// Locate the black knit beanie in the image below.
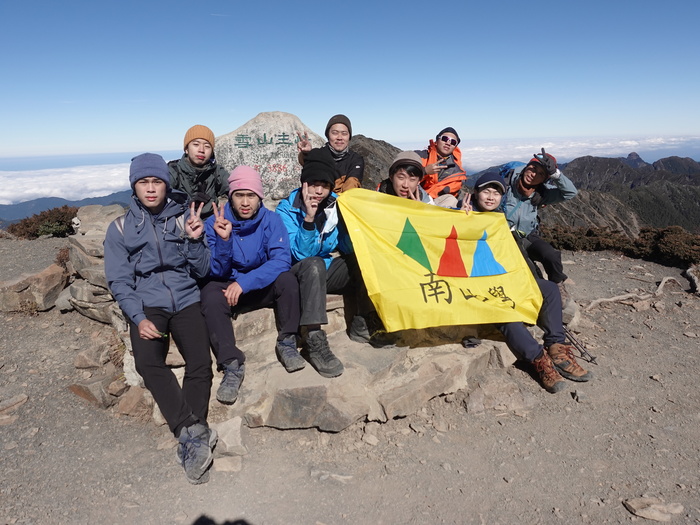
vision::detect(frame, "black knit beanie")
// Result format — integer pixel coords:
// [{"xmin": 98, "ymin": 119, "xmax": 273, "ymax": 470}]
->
[
  {"xmin": 300, "ymin": 147, "xmax": 337, "ymax": 186},
  {"xmin": 324, "ymin": 114, "xmax": 352, "ymax": 139}
]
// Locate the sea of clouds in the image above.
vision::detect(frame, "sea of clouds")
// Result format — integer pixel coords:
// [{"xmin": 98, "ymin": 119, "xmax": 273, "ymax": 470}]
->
[{"xmin": 1, "ymin": 136, "xmax": 699, "ymax": 205}]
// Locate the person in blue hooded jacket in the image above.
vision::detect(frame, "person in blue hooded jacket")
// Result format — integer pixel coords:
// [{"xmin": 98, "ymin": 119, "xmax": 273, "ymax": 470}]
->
[
  {"xmin": 276, "ymin": 147, "xmax": 376, "ymax": 378},
  {"xmin": 104, "ymin": 153, "xmax": 216, "ymax": 485},
  {"xmin": 200, "ymin": 166, "xmax": 301, "ymax": 405}
]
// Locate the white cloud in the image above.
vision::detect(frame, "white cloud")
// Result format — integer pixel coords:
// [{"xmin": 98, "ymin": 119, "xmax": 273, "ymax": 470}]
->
[
  {"xmin": 1, "ymin": 136, "xmax": 699, "ymax": 205},
  {"xmin": 0, "ymin": 163, "xmax": 130, "ymax": 205}
]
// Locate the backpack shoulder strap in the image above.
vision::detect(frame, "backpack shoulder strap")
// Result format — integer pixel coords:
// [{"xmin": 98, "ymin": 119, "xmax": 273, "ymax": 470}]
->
[{"xmin": 113, "ymin": 215, "xmax": 125, "ymax": 236}]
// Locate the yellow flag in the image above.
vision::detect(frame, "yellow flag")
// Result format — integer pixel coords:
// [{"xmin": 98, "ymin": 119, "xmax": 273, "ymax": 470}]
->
[{"xmin": 338, "ymin": 189, "xmax": 543, "ymax": 332}]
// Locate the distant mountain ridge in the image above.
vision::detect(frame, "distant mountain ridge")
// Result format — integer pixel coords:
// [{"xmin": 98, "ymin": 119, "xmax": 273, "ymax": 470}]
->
[
  {"xmin": 0, "ymin": 190, "xmax": 131, "ymax": 225},
  {"xmin": 3, "ymin": 112, "xmax": 700, "ymax": 238}
]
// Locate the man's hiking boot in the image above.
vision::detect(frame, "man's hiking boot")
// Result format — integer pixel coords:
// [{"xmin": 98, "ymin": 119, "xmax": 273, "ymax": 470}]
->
[
  {"xmin": 533, "ymin": 351, "xmax": 567, "ymax": 394},
  {"xmin": 347, "ymin": 315, "xmax": 371, "ymax": 344},
  {"xmin": 276, "ymin": 336, "xmax": 306, "ymax": 373},
  {"xmin": 348, "ymin": 312, "xmax": 395, "ymax": 348},
  {"xmin": 546, "ymin": 343, "xmax": 593, "ymax": 382},
  {"xmin": 177, "ymin": 423, "xmax": 218, "ymax": 484},
  {"xmin": 304, "ymin": 330, "xmax": 344, "ymax": 378},
  {"xmin": 216, "ymin": 359, "xmax": 245, "ymax": 404}
]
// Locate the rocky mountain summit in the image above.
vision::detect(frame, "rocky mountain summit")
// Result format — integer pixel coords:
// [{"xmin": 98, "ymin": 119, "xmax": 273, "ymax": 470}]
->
[{"xmin": 2, "ymin": 233, "xmax": 699, "ymax": 523}]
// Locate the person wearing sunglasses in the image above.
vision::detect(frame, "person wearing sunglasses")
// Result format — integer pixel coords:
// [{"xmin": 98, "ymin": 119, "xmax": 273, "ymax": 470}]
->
[
  {"xmin": 414, "ymin": 127, "xmax": 466, "ymax": 208},
  {"xmin": 502, "ymin": 149, "xmax": 578, "ymax": 307}
]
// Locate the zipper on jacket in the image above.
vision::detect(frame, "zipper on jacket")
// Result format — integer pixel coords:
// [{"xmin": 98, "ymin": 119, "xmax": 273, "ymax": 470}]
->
[{"xmin": 150, "ymin": 215, "xmax": 177, "ymax": 312}]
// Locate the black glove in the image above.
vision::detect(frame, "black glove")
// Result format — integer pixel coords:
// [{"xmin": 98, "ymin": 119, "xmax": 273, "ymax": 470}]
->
[{"xmin": 535, "ymin": 148, "xmax": 558, "ymax": 175}]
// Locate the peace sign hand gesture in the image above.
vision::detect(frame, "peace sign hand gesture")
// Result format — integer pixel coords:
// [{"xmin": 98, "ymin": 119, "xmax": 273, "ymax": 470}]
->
[
  {"xmin": 212, "ymin": 201, "xmax": 232, "ymax": 241},
  {"xmin": 296, "ymin": 131, "xmax": 311, "ymax": 153},
  {"xmin": 461, "ymin": 193, "xmax": 473, "ymax": 215},
  {"xmin": 185, "ymin": 201, "xmax": 205, "ymax": 239}
]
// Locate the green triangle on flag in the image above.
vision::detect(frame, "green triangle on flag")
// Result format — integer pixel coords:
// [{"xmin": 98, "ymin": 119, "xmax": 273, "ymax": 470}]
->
[{"xmin": 396, "ymin": 218, "xmax": 431, "ymax": 271}]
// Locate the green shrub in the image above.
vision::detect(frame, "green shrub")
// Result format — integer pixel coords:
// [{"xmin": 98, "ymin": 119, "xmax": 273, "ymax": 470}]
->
[{"xmin": 7, "ymin": 206, "xmax": 78, "ymax": 239}]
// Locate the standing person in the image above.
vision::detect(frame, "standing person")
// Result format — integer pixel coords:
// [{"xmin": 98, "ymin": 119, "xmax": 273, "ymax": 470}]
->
[
  {"xmin": 297, "ymin": 114, "xmax": 365, "ymax": 193},
  {"xmin": 464, "ymin": 172, "xmax": 592, "ymax": 393},
  {"xmin": 104, "ymin": 153, "xmax": 216, "ymax": 484},
  {"xmin": 168, "ymin": 124, "xmax": 229, "ymax": 219},
  {"xmin": 415, "ymin": 127, "xmax": 466, "ymax": 207},
  {"xmin": 376, "ymin": 151, "xmax": 433, "ymax": 204},
  {"xmin": 501, "ymin": 149, "xmax": 578, "ymax": 301},
  {"xmin": 200, "ymin": 166, "xmax": 302, "ymax": 405}
]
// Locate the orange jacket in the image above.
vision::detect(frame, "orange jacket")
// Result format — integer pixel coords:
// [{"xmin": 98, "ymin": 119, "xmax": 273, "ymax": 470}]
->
[{"xmin": 417, "ymin": 140, "xmax": 466, "ymax": 198}]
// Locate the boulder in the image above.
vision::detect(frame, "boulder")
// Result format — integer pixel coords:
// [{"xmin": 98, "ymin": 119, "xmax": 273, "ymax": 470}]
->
[
  {"xmin": 76, "ymin": 204, "xmax": 124, "ymax": 235},
  {"xmin": 0, "ymin": 264, "xmax": 68, "ymax": 312}
]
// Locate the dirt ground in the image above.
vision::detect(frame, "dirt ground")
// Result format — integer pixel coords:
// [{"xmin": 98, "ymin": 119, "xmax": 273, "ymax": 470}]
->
[{"xmin": 1, "ymin": 243, "xmax": 700, "ymax": 525}]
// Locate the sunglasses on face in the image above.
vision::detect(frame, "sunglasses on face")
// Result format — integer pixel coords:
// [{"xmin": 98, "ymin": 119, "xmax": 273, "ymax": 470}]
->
[{"xmin": 439, "ymin": 135, "xmax": 458, "ymax": 147}]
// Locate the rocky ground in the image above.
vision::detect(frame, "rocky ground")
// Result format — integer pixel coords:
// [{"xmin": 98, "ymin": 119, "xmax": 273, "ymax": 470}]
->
[{"xmin": 1, "ymin": 239, "xmax": 700, "ymax": 525}]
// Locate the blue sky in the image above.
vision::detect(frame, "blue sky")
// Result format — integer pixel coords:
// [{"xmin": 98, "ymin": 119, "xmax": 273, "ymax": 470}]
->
[{"xmin": 1, "ymin": 0, "xmax": 699, "ymax": 160}]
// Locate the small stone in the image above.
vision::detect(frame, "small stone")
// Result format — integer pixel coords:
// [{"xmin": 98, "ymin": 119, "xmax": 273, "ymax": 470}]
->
[
  {"xmin": 75, "ymin": 327, "xmax": 82, "ymax": 334},
  {"xmin": 362, "ymin": 434, "xmax": 379, "ymax": 447},
  {"xmin": 214, "ymin": 456, "xmax": 243, "ymax": 473},
  {"xmin": 683, "ymin": 332, "xmax": 698, "ymax": 338},
  {"xmin": 441, "ymin": 462, "xmax": 452, "ymax": 471}
]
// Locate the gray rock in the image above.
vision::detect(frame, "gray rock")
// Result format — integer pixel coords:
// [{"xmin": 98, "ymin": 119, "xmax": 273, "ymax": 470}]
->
[
  {"xmin": 0, "ymin": 263, "xmax": 68, "ymax": 312},
  {"xmin": 216, "ymin": 111, "xmax": 325, "ymax": 202},
  {"xmin": 76, "ymin": 204, "xmax": 125, "ymax": 235},
  {"xmin": 213, "ymin": 416, "xmax": 248, "ymax": 457}
]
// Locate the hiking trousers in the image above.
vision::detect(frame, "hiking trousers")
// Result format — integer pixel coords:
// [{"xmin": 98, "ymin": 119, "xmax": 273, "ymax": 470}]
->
[
  {"xmin": 200, "ymin": 271, "xmax": 300, "ymax": 368},
  {"xmin": 129, "ymin": 303, "xmax": 212, "ymax": 437},
  {"xmin": 526, "ymin": 233, "xmax": 567, "ymax": 283},
  {"xmin": 497, "ymin": 279, "xmax": 566, "ymax": 362}
]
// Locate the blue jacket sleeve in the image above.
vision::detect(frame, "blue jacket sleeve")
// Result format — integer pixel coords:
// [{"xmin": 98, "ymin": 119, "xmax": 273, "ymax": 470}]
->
[
  {"xmin": 103, "ymin": 221, "xmax": 146, "ymax": 326},
  {"xmin": 276, "ymin": 195, "xmax": 324, "ymax": 262},
  {"xmin": 235, "ymin": 213, "xmax": 291, "ymax": 293}
]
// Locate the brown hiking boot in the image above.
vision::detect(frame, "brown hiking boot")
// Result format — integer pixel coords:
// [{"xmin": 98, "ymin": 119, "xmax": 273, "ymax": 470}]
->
[
  {"xmin": 533, "ymin": 351, "xmax": 567, "ymax": 393},
  {"xmin": 546, "ymin": 343, "xmax": 593, "ymax": 382}
]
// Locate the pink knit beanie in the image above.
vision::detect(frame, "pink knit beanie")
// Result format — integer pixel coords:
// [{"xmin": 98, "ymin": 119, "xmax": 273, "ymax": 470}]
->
[{"xmin": 228, "ymin": 166, "xmax": 264, "ymax": 199}]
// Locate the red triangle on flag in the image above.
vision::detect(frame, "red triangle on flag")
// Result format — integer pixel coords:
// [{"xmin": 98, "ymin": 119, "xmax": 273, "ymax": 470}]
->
[{"xmin": 437, "ymin": 226, "xmax": 469, "ymax": 277}]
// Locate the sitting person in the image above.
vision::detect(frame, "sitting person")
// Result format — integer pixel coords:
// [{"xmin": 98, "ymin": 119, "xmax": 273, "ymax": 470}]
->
[
  {"xmin": 377, "ymin": 151, "xmax": 434, "ymax": 204},
  {"xmin": 501, "ymin": 149, "xmax": 578, "ymax": 302},
  {"xmin": 464, "ymin": 171, "xmax": 592, "ymax": 393},
  {"xmin": 104, "ymin": 153, "xmax": 216, "ymax": 484},
  {"xmin": 277, "ymin": 147, "xmax": 382, "ymax": 376},
  {"xmin": 297, "ymin": 114, "xmax": 365, "ymax": 193},
  {"xmin": 168, "ymin": 125, "xmax": 229, "ymax": 219},
  {"xmin": 200, "ymin": 166, "xmax": 302, "ymax": 405},
  {"xmin": 414, "ymin": 127, "xmax": 466, "ymax": 207}
]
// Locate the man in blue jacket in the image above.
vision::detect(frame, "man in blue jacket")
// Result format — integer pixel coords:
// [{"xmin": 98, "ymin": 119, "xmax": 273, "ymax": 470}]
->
[
  {"xmin": 502, "ymin": 149, "xmax": 578, "ymax": 303},
  {"xmin": 104, "ymin": 153, "xmax": 216, "ymax": 484},
  {"xmin": 276, "ymin": 147, "xmax": 373, "ymax": 378},
  {"xmin": 200, "ymin": 166, "xmax": 302, "ymax": 405}
]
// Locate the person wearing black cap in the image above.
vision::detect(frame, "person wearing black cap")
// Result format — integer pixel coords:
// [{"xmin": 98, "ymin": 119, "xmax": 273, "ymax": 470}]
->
[
  {"xmin": 414, "ymin": 126, "xmax": 466, "ymax": 207},
  {"xmin": 276, "ymin": 147, "xmax": 373, "ymax": 377},
  {"xmin": 501, "ymin": 149, "xmax": 578, "ymax": 304},
  {"xmin": 296, "ymin": 114, "xmax": 365, "ymax": 193},
  {"xmin": 463, "ymin": 171, "xmax": 592, "ymax": 393}
]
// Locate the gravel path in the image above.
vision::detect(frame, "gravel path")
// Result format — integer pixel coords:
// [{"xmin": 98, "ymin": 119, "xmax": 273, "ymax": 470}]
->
[{"xmin": 1, "ymin": 246, "xmax": 699, "ymax": 524}]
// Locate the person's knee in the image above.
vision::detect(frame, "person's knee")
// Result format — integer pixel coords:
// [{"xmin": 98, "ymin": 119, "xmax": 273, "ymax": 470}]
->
[{"xmin": 297, "ymin": 257, "xmax": 326, "ymax": 281}]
